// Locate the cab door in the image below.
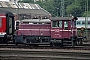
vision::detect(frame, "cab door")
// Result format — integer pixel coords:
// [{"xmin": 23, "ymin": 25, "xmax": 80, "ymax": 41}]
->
[
  {"xmin": 62, "ymin": 21, "xmax": 71, "ymax": 38},
  {"xmin": 51, "ymin": 21, "xmax": 62, "ymax": 39}
]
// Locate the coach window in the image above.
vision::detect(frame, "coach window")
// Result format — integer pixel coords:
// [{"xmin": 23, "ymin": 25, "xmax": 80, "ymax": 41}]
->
[
  {"xmin": 23, "ymin": 22, "xmax": 29, "ymax": 24},
  {"xmin": 52, "ymin": 21, "xmax": 59, "ymax": 27},
  {"xmin": 82, "ymin": 21, "xmax": 85, "ymax": 24},
  {"xmin": 77, "ymin": 21, "xmax": 81, "ymax": 25},
  {"xmin": 88, "ymin": 21, "xmax": 90, "ymax": 24},
  {"xmin": 0, "ymin": 18, "xmax": 2, "ymax": 28},
  {"xmin": 9, "ymin": 17, "xmax": 12, "ymax": 34}
]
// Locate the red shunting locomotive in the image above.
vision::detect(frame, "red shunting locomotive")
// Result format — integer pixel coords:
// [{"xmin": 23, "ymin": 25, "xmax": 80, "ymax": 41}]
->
[{"xmin": 15, "ymin": 17, "xmax": 83, "ymax": 47}]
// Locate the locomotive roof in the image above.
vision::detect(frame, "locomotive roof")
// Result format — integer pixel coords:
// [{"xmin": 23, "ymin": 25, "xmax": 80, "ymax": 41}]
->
[
  {"xmin": 50, "ymin": 17, "xmax": 77, "ymax": 21},
  {"xmin": 0, "ymin": 9, "xmax": 14, "ymax": 16},
  {"xmin": 21, "ymin": 19, "xmax": 51, "ymax": 23}
]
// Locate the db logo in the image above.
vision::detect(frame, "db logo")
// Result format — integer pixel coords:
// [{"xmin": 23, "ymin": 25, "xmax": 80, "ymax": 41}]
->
[{"xmin": 55, "ymin": 29, "xmax": 59, "ymax": 32}]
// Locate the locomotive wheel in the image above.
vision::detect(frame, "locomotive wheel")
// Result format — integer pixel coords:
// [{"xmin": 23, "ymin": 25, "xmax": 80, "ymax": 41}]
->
[
  {"xmin": 71, "ymin": 40, "xmax": 74, "ymax": 47},
  {"xmin": 15, "ymin": 43, "xmax": 18, "ymax": 46},
  {"xmin": 3, "ymin": 39, "xmax": 8, "ymax": 44},
  {"xmin": 50, "ymin": 43, "xmax": 63, "ymax": 47},
  {"xmin": 0, "ymin": 38, "xmax": 3, "ymax": 43},
  {"xmin": 80, "ymin": 40, "xmax": 83, "ymax": 45},
  {"xmin": 78, "ymin": 40, "xmax": 83, "ymax": 45},
  {"xmin": 76, "ymin": 40, "xmax": 83, "ymax": 45},
  {"xmin": 50, "ymin": 43, "xmax": 55, "ymax": 47},
  {"xmin": 74, "ymin": 40, "xmax": 78, "ymax": 46}
]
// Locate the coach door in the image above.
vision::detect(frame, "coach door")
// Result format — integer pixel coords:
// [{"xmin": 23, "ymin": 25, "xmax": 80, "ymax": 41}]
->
[
  {"xmin": 7, "ymin": 15, "xmax": 14, "ymax": 35},
  {"xmin": 0, "ymin": 18, "xmax": 2, "ymax": 31}
]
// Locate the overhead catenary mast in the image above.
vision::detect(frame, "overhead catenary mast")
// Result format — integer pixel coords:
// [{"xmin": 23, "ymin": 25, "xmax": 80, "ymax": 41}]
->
[{"xmin": 60, "ymin": 0, "xmax": 65, "ymax": 17}]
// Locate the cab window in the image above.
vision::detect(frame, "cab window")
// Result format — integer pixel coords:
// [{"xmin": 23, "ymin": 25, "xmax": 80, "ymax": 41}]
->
[
  {"xmin": 77, "ymin": 21, "xmax": 81, "ymax": 25},
  {"xmin": 52, "ymin": 21, "xmax": 62, "ymax": 28},
  {"xmin": 64, "ymin": 21, "xmax": 68, "ymax": 29},
  {"xmin": 52, "ymin": 21, "xmax": 59, "ymax": 27},
  {"xmin": 59, "ymin": 21, "xmax": 62, "ymax": 28}
]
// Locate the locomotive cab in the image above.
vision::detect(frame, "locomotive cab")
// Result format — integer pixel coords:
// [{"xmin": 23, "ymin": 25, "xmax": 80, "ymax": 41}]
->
[{"xmin": 50, "ymin": 17, "xmax": 78, "ymax": 46}]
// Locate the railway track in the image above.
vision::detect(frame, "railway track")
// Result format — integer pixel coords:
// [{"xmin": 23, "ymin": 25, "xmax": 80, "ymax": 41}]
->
[
  {"xmin": 0, "ymin": 49, "xmax": 90, "ymax": 60},
  {"xmin": 0, "ymin": 43, "xmax": 89, "ymax": 60},
  {"xmin": 0, "ymin": 43, "xmax": 90, "ymax": 50}
]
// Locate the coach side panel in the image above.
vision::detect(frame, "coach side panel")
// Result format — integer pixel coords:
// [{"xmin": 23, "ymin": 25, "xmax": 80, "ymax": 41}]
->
[{"xmin": 0, "ymin": 15, "xmax": 6, "ymax": 37}]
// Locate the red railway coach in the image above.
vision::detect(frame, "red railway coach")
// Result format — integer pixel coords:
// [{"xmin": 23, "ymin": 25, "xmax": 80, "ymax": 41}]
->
[
  {"xmin": 0, "ymin": 9, "xmax": 14, "ymax": 43},
  {"xmin": 15, "ymin": 17, "xmax": 83, "ymax": 47}
]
